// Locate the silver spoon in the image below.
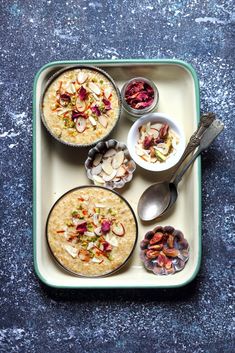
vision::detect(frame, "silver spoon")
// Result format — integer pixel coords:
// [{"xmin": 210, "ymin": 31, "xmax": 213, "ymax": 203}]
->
[
  {"xmin": 157, "ymin": 118, "xmax": 224, "ymax": 219},
  {"xmin": 137, "ymin": 113, "xmax": 216, "ymax": 221}
]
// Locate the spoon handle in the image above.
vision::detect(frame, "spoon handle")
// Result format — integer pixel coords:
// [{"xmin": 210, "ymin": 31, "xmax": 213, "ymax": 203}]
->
[
  {"xmin": 173, "ymin": 119, "xmax": 224, "ymax": 186},
  {"xmin": 170, "ymin": 112, "xmax": 215, "ymax": 181}
]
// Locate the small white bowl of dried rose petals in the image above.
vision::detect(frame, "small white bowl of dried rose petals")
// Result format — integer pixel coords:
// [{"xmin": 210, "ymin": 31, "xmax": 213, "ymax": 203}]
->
[{"xmin": 127, "ymin": 113, "xmax": 185, "ymax": 172}]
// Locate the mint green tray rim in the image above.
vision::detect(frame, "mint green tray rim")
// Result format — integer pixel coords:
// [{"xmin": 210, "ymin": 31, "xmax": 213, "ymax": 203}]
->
[{"xmin": 33, "ymin": 59, "xmax": 201, "ymax": 288}]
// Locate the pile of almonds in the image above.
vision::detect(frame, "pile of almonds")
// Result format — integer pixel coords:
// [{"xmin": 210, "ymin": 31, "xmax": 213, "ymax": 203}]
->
[{"xmin": 90, "ymin": 148, "xmax": 133, "ymax": 186}]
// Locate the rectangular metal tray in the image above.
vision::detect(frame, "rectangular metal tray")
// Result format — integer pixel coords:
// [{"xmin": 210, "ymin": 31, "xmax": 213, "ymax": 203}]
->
[{"xmin": 33, "ymin": 59, "xmax": 201, "ymax": 288}]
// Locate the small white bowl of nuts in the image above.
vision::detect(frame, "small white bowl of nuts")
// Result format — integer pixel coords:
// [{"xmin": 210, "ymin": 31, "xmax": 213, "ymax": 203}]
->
[
  {"xmin": 127, "ymin": 113, "xmax": 185, "ymax": 172},
  {"xmin": 85, "ymin": 139, "xmax": 136, "ymax": 189}
]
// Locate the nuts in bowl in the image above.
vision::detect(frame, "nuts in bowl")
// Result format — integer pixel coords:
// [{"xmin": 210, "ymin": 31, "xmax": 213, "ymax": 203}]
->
[
  {"xmin": 41, "ymin": 65, "xmax": 121, "ymax": 147},
  {"xmin": 127, "ymin": 113, "xmax": 185, "ymax": 172},
  {"xmin": 85, "ymin": 139, "xmax": 136, "ymax": 189},
  {"xmin": 140, "ymin": 225, "xmax": 189, "ymax": 275}
]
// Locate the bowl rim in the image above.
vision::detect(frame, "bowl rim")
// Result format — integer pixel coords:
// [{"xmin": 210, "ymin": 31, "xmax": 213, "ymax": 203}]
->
[
  {"xmin": 40, "ymin": 64, "xmax": 122, "ymax": 148},
  {"xmin": 46, "ymin": 185, "xmax": 138, "ymax": 278},
  {"xmin": 127, "ymin": 112, "xmax": 186, "ymax": 172}
]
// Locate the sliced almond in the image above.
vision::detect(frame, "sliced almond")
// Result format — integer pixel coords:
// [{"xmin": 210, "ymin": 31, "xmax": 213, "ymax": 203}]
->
[
  {"xmin": 135, "ymin": 145, "xmax": 145, "ymax": 156},
  {"xmin": 94, "ymin": 226, "xmax": 102, "ymax": 236},
  {"xmin": 88, "ymin": 82, "xmax": 101, "ymax": 95},
  {"xmin": 149, "ymin": 128, "xmax": 159, "ymax": 138},
  {"xmin": 57, "ymin": 108, "xmax": 70, "ymax": 116},
  {"xmin": 112, "ymin": 151, "xmax": 124, "ymax": 169},
  {"xmin": 94, "ymin": 203, "xmax": 105, "ymax": 208},
  {"xmin": 103, "ymin": 148, "xmax": 116, "ymax": 158},
  {"xmin": 89, "ymin": 116, "xmax": 97, "ymax": 127},
  {"xmin": 104, "ymin": 86, "xmax": 112, "ymax": 99},
  {"xmin": 98, "ymin": 115, "xmax": 108, "ymax": 128},
  {"xmin": 102, "ymin": 159, "xmax": 114, "ymax": 175},
  {"xmin": 66, "ymin": 83, "xmax": 76, "ymax": 94},
  {"xmin": 92, "ymin": 164, "xmax": 102, "ymax": 175},
  {"xmin": 105, "ymin": 234, "xmax": 118, "ymax": 247},
  {"xmin": 142, "ymin": 154, "xmax": 151, "ymax": 162},
  {"xmin": 84, "ymin": 231, "xmax": 95, "ymax": 237},
  {"xmin": 70, "ymin": 83, "xmax": 76, "ymax": 94},
  {"xmin": 93, "ymin": 153, "xmax": 102, "ymax": 167},
  {"xmin": 91, "ymin": 257, "xmax": 103, "ymax": 263},
  {"xmin": 93, "ymin": 175, "xmax": 105, "ymax": 184},
  {"xmin": 75, "ymin": 117, "xmax": 86, "ymax": 133},
  {"xmin": 91, "ymin": 92, "xmax": 99, "ymax": 101},
  {"xmin": 76, "ymin": 98, "xmax": 86, "ymax": 112},
  {"xmin": 64, "ymin": 245, "xmax": 77, "ymax": 258},
  {"xmin": 151, "ymin": 123, "xmax": 163, "ymax": 131},
  {"xmin": 102, "ymin": 169, "xmax": 117, "ymax": 181},
  {"xmin": 146, "ymin": 122, "xmax": 151, "ymax": 133},
  {"xmin": 93, "ymin": 213, "xmax": 99, "ymax": 226},
  {"xmin": 116, "ymin": 166, "xmax": 126, "ymax": 177},
  {"xmin": 112, "ymin": 223, "xmax": 125, "ymax": 237},
  {"xmin": 113, "ymin": 177, "xmax": 121, "ymax": 182},
  {"xmin": 77, "ymin": 71, "xmax": 88, "ymax": 84},
  {"xmin": 154, "ymin": 143, "xmax": 169, "ymax": 155},
  {"xmin": 87, "ymin": 242, "xmax": 95, "ymax": 250}
]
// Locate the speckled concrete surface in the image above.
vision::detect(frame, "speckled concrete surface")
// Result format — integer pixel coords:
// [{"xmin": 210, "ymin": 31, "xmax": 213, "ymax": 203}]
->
[{"xmin": 0, "ymin": 1, "xmax": 234, "ymax": 352}]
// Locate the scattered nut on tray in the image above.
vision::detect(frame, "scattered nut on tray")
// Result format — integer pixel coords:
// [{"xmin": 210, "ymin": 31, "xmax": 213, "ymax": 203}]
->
[{"xmin": 85, "ymin": 140, "xmax": 136, "ymax": 189}]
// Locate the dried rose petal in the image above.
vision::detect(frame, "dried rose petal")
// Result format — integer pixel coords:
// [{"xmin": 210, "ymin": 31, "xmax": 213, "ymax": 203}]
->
[
  {"xmin": 159, "ymin": 124, "xmax": 169, "ymax": 139},
  {"xmin": 60, "ymin": 93, "xmax": 71, "ymax": 102},
  {"xmin": 91, "ymin": 105, "xmax": 101, "ymax": 116},
  {"xmin": 72, "ymin": 110, "xmax": 88, "ymax": 121},
  {"xmin": 143, "ymin": 136, "xmax": 153, "ymax": 149},
  {"xmin": 125, "ymin": 80, "xmax": 155, "ymax": 110},
  {"xmin": 102, "ymin": 98, "xmax": 111, "ymax": 111},
  {"xmin": 101, "ymin": 220, "xmax": 111, "ymax": 234},
  {"xmin": 76, "ymin": 222, "xmax": 87, "ymax": 234},
  {"xmin": 103, "ymin": 241, "xmax": 112, "ymax": 252},
  {"xmin": 79, "ymin": 86, "xmax": 87, "ymax": 101}
]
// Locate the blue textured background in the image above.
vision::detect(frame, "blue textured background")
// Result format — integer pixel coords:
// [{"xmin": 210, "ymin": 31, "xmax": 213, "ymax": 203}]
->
[{"xmin": 0, "ymin": 1, "xmax": 234, "ymax": 352}]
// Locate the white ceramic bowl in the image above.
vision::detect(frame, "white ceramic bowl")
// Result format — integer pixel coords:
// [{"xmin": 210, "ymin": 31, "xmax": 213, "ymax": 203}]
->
[{"xmin": 127, "ymin": 113, "xmax": 185, "ymax": 172}]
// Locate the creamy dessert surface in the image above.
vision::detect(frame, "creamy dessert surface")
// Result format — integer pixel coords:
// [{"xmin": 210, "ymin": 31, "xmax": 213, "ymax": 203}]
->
[
  {"xmin": 42, "ymin": 68, "xmax": 120, "ymax": 145},
  {"xmin": 47, "ymin": 187, "xmax": 137, "ymax": 277}
]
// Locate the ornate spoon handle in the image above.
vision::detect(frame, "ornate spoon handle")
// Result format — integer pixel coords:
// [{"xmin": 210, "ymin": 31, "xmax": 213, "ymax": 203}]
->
[
  {"xmin": 173, "ymin": 119, "xmax": 224, "ymax": 186},
  {"xmin": 169, "ymin": 112, "xmax": 215, "ymax": 181}
]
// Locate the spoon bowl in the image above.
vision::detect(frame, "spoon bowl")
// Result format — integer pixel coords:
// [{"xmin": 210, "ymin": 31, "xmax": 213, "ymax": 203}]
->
[{"xmin": 137, "ymin": 182, "xmax": 171, "ymax": 221}]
